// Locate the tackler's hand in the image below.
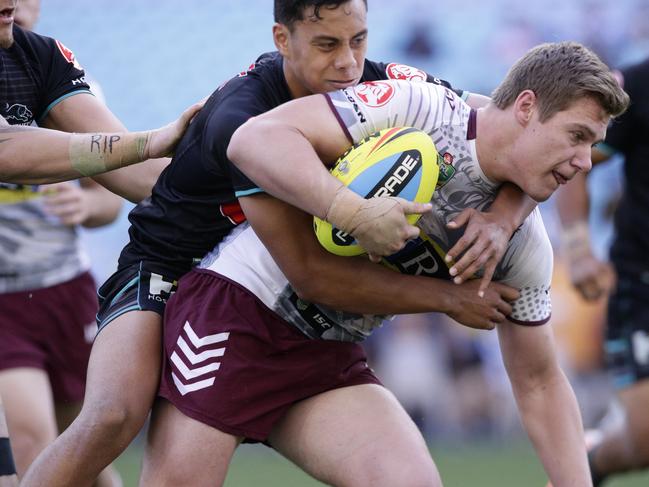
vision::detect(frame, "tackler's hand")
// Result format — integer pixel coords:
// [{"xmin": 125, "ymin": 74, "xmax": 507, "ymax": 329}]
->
[{"xmin": 445, "ymin": 208, "xmax": 512, "ymax": 297}]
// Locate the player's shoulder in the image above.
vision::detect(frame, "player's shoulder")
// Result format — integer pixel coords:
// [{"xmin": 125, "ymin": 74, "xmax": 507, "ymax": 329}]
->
[
  {"xmin": 12, "ymin": 25, "xmax": 84, "ymax": 71},
  {"xmin": 11, "ymin": 24, "xmax": 51, "ymax": 59}
]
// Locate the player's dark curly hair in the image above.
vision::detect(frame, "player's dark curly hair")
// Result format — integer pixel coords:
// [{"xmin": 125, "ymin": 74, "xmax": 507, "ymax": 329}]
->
[{"xmin": 274, "ymin": 0, "xmax": 367, "ymax": 29}]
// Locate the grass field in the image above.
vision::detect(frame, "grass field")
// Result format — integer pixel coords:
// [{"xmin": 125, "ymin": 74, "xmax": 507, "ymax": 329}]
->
[{"xmin": 114, "ymin": 440, "xmax": 649, "ymax": 486}]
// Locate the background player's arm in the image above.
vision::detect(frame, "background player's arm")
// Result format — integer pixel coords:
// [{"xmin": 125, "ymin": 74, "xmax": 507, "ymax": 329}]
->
[
  {"xmin": 42, "ymin": 92, "xmax": 197, "ymax": 202},
  {"xmin": 498, "ymin": 321, "xmax": 591, "ymax": 486},
  {"xmin": 0, "ymin": 98, "xmax": 202, "ymax": 195},
  {"xmin": 555, "ymin": 147, "xmax": 614, "ymax": 301},
  {"xmin": 240, "ymin": 193, "xmax": 519, "ymax": 330}
]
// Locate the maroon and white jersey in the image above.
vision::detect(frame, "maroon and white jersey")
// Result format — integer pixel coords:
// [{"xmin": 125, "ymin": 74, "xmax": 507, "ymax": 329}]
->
[{"xmin": 201, "ymin": 80, "xmax": 553, "ymax": 342}]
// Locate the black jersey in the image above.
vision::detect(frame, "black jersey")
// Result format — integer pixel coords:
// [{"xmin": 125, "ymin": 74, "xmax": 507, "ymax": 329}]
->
[
  {"xmin": 120, "ymin": 52, "xmax": 456, "ymax": 272},
  {"xmin": 0, "ymin": 25, "xmax": 90, "ymax": 126},
  {"xmin": 603, "ymin": 59, "xmax": 649, "ymax": 273}
]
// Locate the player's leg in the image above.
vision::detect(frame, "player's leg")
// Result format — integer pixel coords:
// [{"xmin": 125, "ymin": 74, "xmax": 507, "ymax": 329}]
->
[
  {"xmin": 588, "ymin": 381, "xmax": 649, "ymax": 485},
  {"xmin": 0, "ymin": 368, "xmax": 57, "ymax": 477},
  {"xmin": 0, "ymin": 397, "xmax": 17, "ymax": 487},
  {"xmin": 140, "ymin": 399, "xmax": 240, "ymax": 487},
  {"xmin": 587, "ymin": 271, "xmax": 649, "ymax": 485},
  {"xmin": 270, "ymin": 383, "xmax": 442, "ymax": 487},
  {"xmin": 20, "ymin": 310, "xmax": 163, "ymax": 487},
  {"xmin": 54, "ymin": 402, "xmax": 123, "ymax": 487}
]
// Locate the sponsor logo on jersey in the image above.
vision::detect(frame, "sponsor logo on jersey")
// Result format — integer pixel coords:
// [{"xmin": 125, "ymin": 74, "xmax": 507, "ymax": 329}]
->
[
  {"xmin": 385, "ymin": 63, "xmax": 426, "ymax": 82},
  {"xmin": 237, "ymin": 62, "xmax": 257, "ymax": 78},
  {"xmin": 355, "ymin": 81, "xmax": 395, "ymax": 107},
  {"xmin": 71, "ymin": 76, "xmax": 87, "ymax": 86},
  {"xmin": 171, "ymin": 321, "xmax": 229, "ymax": 395},
  {"xmin": 220, "ymin": 201, "xmax": 246, "ymax": 225},
  {"xmin": 384, "ymin": 236, "xmax": 450, "ymax": 279},
  {"xmin": 55, "ymin": 40, "xmax": 83, "ymax": 70},
  {"xmin": 3, "ymin": 103, "xmax": 33, "ymax": 124},
  {"xmin": 436, "ymin": 152, "xmax": 456, "ymax": 189},
  {"xmin": 444, "ymin": 87, "xmax": 456, "ymax": 110},
  {"xmin": 342, "ymin": 89, "xmax": 367, "ymax": 123}
]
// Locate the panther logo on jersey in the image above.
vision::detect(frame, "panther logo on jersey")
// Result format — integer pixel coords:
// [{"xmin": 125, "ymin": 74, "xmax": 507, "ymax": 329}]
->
[
  {"xmin": 4, "ymin": 103, "xmax": 33, "ymax": 124},
  {"xmin": 386, "ymin": 63, "xmax": 427, "ymax": 82},
  {"xmin": 355, "ymin": 81, "xmax": 395, "ymax": 107},
  {"xmin": 55, "ymin": 40, "xmax": 83, "ymax": 70}
]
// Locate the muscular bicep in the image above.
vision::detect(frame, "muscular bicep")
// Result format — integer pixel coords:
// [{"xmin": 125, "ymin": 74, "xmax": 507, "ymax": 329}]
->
[{"xmin": 237, "ymin": 94, "xmax": 351, "ymax": 165}]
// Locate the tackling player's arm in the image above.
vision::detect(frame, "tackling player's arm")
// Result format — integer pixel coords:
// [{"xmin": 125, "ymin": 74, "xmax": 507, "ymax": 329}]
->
[
  {"xmin": 0, "ymin": 98, "xmax": 202, "ymax": 195},
  {"xmin": 42, "ymin": 93, "xmax": 202, "ymax": 202},
  {"xmin": 229, "ymin": 94, "xmax": 431, "ymax": 258},
  {"xmin": 240, "ymin": 192, "xmax": 519, "ymax": 330},
  {"xmin": 498, "ymin": 321, "xmax": 591, "ymax": 486}
]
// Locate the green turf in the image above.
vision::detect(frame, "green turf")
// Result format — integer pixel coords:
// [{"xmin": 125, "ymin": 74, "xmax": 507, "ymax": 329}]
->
[{"xmin": 114, "ymin": 441, "xmax": 649, "ymax": 486}]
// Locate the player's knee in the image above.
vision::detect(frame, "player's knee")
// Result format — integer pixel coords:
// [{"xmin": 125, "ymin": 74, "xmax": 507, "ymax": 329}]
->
[
  {"xmin": 377, "ymin": 463, "xmax": 441, "ymax": 487},
  {"xmin": 352, "ymin": 455, "xmax": 440, "ymax": 487},
  {"xmin": 77, "ymin": 399, "xmax": 146, "ymax": 443}
]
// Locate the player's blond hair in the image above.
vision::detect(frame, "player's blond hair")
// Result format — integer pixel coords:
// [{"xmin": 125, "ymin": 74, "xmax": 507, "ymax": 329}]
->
[{"xmin": 491, "ymin": 41, "xmax": 629, "ymax": 121}]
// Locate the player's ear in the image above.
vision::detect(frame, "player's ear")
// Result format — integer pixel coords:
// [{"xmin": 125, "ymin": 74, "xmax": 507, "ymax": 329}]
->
[
  {"xmin": 273, "ymin": 23, "xmax": 290, "ymax": 56},
  {"xmin": 513, "ymin": 89, "xmax": 537, "ymax": 126}
]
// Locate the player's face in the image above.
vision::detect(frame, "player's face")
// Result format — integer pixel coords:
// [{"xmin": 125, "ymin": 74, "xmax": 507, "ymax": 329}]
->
[
  {"xmin": 0, "ymin": 0, "xmax": 17, "ymax": 48},
  {"xmin": 512, "ymin": 96, "xmax": 609, "ymax": 202},
  {"xmin": 276, "ymin": 0, "xmax": 368, "ymax": 98}
]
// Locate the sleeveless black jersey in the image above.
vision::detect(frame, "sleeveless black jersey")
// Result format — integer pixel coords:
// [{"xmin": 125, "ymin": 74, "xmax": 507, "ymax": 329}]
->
[
  {"xmin": 604, "ymin": 59, "xmax": 649, "ymax": 273},
  {"xmin": 0, "ymin": 25, "xmax": 90, "ymax": 125},
  {"xmin": 120, "ymin": 52, "xmax": 455, "ymax": 272}
]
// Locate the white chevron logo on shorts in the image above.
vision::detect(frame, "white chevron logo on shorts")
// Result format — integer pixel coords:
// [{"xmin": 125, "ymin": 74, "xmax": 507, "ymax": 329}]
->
[{"xmin": 171, "ymin": 321, "xmax": 230, "ymax": 396}]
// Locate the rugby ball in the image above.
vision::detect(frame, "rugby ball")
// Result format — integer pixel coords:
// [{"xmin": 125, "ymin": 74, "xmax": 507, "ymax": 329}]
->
[{"xmin": 314, "ymin": 126, "xmax": 439, "ymax": 256}]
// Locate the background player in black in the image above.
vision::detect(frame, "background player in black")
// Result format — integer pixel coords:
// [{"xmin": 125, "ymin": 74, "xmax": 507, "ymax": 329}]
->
[
  {"xmin": 556, "ymin": 58, "xmax": 649, "ymax": 486},
  {"xmin": 0, "ymin": 0, "xmax": 197, "ymax": 485},
  {"xmin": 23, "ymin": 2, "xmax": 535, "ymax": 485}
]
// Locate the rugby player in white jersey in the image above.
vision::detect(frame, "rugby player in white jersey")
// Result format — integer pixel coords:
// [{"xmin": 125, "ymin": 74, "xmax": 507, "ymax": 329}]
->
[{"xmin": 140, "ymin": 42, "xmax": 628, "ymax": 487}]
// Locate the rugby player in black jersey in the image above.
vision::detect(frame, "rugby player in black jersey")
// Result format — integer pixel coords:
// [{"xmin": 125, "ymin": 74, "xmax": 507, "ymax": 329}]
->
[
  {"xmin": 556, "ymin": 57, "xmax": 649, "ymax": 487},
  {"xmin": 0, "ymin": 1, "xmax": 197, "ymax": 484},
  {"xmin": 23, "ymin": 2, "xmax": 537, "ymax": 485}
]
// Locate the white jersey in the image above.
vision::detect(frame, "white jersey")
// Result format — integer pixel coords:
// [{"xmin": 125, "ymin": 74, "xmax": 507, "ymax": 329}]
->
[{"xmin": 202, "ymin": 80, "xmax": 553, "ymax": 342}]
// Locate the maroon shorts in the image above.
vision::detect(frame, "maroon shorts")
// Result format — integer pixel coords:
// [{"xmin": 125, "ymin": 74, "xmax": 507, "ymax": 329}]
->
[
  {"xmin": 158, "ymin": 269, "xmax": 380, "ymax": 441},
  {"xmin": 0, "ymin": 272, "xmax": 97, "ymax": 402}
]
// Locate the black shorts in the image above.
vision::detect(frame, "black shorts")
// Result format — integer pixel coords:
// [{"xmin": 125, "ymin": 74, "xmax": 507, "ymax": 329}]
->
[
  {"xmin": 605, "ymin": 269, "xmax": 649, "ymax": 388},
  {"xmin": 96, "ymin": 261, "xmax": 186, "ymax": 332}
]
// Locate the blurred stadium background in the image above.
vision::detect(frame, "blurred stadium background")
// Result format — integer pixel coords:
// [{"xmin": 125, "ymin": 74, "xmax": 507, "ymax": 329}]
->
[{"xmin": 32, "ymin": 0, "xmax": 649, "ymax": 485}]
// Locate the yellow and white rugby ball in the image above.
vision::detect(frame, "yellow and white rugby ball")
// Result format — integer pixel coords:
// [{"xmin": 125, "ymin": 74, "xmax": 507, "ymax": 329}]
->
[{"xmin": 314, "ymin": 127, "xmax": 439, "ymax": 256}]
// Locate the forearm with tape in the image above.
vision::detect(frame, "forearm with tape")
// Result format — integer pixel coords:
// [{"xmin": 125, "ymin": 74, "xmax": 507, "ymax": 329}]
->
[
  {"xmin": 69, "ymin": 131, "xmax": 152, "ymax": 176},
  {"xmin": 324, "ymin": 184, "xmax": 400, "ymax": 236}
]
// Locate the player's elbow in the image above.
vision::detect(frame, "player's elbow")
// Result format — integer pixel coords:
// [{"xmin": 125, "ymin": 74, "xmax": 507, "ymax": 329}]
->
[
  {"xmin": 227, "ymin": 118, "xmax": 259, "ymax": 166},
  {"xmin": 286, "ymin": 263, "xmax": 338, "ymax": 306}
]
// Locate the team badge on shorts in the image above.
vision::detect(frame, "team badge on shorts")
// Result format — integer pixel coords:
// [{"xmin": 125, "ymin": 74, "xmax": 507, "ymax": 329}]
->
[{"xmin": 170, "ymin": 321, "xmax": 230, "ymax": 396}]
